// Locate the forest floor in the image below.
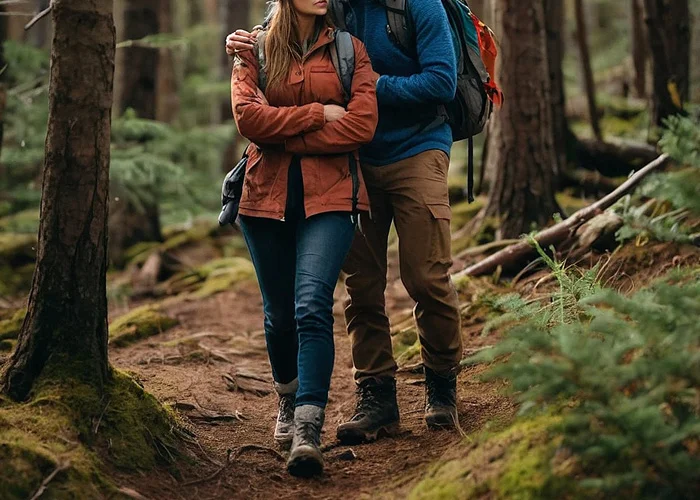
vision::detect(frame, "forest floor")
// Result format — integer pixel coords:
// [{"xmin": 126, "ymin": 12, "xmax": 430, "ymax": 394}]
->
[{"xmin": 106, "ymin": 236, "xmax": 516, "ymax": 499}]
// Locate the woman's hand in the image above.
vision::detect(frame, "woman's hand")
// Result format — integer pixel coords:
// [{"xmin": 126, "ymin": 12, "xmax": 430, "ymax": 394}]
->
[
  {"xmin": 226, "ymin": 28, "xmax": 261, "ymax": 56},
  {"xmin": 324, "ymin": 105, "xmax": 347, "ymax": 123}
]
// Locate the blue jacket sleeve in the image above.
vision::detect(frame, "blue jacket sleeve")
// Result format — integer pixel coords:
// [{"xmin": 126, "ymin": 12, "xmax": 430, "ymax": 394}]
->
[{"xmin": 375, "ymin": 0, "xmax": 457, "ymax": 106}]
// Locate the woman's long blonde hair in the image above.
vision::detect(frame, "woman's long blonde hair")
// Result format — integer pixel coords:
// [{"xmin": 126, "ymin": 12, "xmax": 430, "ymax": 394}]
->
[{"xmin": 264, "ymin": 0, "xmax": 332, "ymax": 90}]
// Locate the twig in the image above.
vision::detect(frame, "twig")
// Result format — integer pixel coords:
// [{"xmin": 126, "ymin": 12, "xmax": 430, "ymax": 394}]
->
[
  {"xmin": 24, "ymin": 0, "xmax": 51, "ymax": 31},
  {"xmin": 30, "ymin": 461, "xmax": 70, "ymax": 500},
  {"xmin": 455, "ymin": 154, "xmax": 670, "ymax": 278},
  {"xmin": 93, "ymin": 397, "xmax": 111, "ymax": 435}
]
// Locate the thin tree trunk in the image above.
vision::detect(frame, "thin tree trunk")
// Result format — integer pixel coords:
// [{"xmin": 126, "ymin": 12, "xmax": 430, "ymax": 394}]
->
[
  {"xmin": 574, "ymin": 0, "xmax": 602, "ymax": 141},
  {"xmin": 155, "ymin": 0, "xmax": 179, "ymax": 123},
  {"xmin": 2, "ymin": 0, "xmax": 115, "ymax": 401},
  {"xmin": 643, "ymin": 0, "xmax": 690, "ymax": 129},
  {"xmin": 477, "ymin": 0, "xmax": 561, "ymax": 240},
  {"xmin": 544, "ymin": 0, "xmax": 566, "ymax": 176},
  {"xmin": 631, "ymin": 0, "xmax": 647, "ymax": 98}
]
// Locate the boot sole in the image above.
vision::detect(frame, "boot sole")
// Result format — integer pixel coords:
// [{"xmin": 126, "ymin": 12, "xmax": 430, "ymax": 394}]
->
[
  {"xmin": 287, "ymin": 455, "xmax": 323, "ymax": 478},
  {"xmin": 336, "ymin": 421, "xmax": 400, "ymax": 445},
  {"xmin": 425, "ymin": 412, "xmax": 458, "ymax": 430},
  {"xmin": 274, "ymin": 435, "xmax": 293, "ymax": 450}
]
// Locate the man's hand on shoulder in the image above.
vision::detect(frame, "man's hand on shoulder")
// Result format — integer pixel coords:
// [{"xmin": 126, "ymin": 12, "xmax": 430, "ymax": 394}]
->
[{"xmin": 225, "ymin": 26, "xmax": 263, "ymax": 56}]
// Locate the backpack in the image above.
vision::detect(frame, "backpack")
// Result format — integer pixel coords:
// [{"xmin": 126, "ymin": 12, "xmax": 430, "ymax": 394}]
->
[
  {"xmin": 219, "ymin": 29, "xmax": 358, "ymax": 227},
  {"xmin": 329, "ymin": 0, "xmax": 503, "ymax": 203}
]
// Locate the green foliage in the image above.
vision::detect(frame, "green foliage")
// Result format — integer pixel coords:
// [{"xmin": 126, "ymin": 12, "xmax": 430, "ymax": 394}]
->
[
  {"xmin": 659, "ymin": 114, "xmax": 700, "ymax": 168},
  {"xmin": 468, "ymin": 256, "xmax": 700, "ymax": 498}
]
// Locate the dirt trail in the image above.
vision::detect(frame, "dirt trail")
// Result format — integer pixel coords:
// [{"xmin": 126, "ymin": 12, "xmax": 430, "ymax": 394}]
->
[{"xmin": 110, "ymin": 274, "xmax": 513, "ymax": 499}]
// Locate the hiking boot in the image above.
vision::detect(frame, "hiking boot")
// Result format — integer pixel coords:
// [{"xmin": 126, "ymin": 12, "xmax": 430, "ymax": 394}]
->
[
  {"xmin": 274, "ymin": 379, "xmax": 298, "ymax": 448},
  {"xmin": 424, "ymin": 366, "xmax": 458, "ymax": 429},
  {"xmin": 287, "ymin": 405, "xmax": 325, "ymax": 477},
  {"xmin": 336, "ymin": 377, "xmax": 400, "ymax": 444}
]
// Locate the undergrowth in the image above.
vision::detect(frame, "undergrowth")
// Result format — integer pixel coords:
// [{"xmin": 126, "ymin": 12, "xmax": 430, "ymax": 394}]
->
[{"xmin": 467, "ymin": 239, "xmax": 700, "ymax": 498}]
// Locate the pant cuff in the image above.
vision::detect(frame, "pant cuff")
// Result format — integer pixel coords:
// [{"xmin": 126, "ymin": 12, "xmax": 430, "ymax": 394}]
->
[{"xmin": 274, "ymin": 378, "xmax": 299, "ymax": 395}]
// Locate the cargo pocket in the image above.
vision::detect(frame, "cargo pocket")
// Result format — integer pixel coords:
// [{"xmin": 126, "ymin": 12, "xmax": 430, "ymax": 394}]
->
[{"xmin": 426, "ymin": 202, "xmax": 452, "ymax": 264}]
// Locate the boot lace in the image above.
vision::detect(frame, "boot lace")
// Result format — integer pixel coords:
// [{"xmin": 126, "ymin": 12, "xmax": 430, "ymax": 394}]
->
[{"xmin": 279, "ymin": 394, "xmax": 295, "ymax": 423}]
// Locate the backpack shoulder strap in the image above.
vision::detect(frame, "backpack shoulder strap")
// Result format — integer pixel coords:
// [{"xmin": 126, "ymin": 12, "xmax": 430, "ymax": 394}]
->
[
  {"xmin": 256, "ymin": 31, "xmax": 268, "ymax": 92},
  {"xmin": 376, "ymin": 0, "xmax": 414, "ymax": 54},
  {"xmin": 329, "ymin": 30, "xmax": 355, "ymax": 102}
]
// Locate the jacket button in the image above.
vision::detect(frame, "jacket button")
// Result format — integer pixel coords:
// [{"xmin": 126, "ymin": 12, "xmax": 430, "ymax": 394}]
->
[{"xmin": 296, "ymin": 70, "xmax": 301, "ymax": 75}]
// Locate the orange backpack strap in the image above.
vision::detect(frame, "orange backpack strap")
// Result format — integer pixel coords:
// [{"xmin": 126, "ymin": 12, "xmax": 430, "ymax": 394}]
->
[{"xmin": 472, "ymin": 13, "xmax": 503, "ymax": 108}]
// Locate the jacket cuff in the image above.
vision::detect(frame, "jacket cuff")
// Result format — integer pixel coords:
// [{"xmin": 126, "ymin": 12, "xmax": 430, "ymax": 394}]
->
[{"xmin": 307, "ymin": 102, "xmax": 326, "ymax": 131}]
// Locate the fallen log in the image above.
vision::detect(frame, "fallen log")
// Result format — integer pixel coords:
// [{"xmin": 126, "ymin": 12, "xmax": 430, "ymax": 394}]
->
[{"xmin": 454, "ymin": 154, "xmax": 669, "ymax": 279}]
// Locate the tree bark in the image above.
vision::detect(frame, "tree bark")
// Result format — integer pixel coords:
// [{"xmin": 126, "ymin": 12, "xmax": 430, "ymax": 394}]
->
[
  {"xmin": 574, "ymin": 0, "xmax": 602, "ymax": 141},
  {"xmin": 642, "ymin": 0, "xmax": 690, "ymax": 128},
  {"xmin": 543, "ymin": 0, "xmax": 567, "ymax": 176},
  {"xmin": 1, "ymin": 0, "xmax": 115, "ymax": 401},
  {"xmin": 477, "ymin": 0, "xmax": 561, "ymax": 240},
  {"xmin": 631, "ymin": 0, "xmax": 648, "ymax": 98}
]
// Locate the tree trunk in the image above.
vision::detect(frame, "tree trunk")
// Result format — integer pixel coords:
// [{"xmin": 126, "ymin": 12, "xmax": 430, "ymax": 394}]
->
[
  {"xmin": 155, "ymin": 0, "xmax": 179, "ymax": 123},
  {"xmin": 111, "ymin": 0, "xmax": 165, "ymax": 266},
  {"xmin": 574, "ymin": 0, "xmax": 602, "ymax": 141},
  {"xmin": 477, "ymin": 0, "xmax": 561, "ymax": 240},
  {"xmin": 1, "ymin": 0, "xmax": 115, "ymax": 401},
  {"xmin": 643, "ymin": 0, "xmax": 690, "ymax": 128},
  {"xmin": 631, "ymin": 0, "xmax": 647, "ymax": 98},
  {"xmin": 544, "ymin": 0, "xmax": 567, "ymax": 175},
  {"xmin": 0, "ymin": 3, "xmax": 7, "ymax": 158}
]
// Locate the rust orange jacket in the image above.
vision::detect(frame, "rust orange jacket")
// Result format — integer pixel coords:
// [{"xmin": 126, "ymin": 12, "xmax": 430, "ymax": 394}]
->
[{"xmin": 231, "ymin": 27, "xmax": 378, "ymax": 220}]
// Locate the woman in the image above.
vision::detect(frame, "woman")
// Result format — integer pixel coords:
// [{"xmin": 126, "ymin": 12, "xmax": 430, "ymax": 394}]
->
[{"xmin": 231, "ymin": 0, "xmax": 378, "ymax": 477}]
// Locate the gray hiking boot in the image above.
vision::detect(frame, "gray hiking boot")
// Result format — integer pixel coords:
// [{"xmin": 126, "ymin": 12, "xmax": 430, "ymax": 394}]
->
[
  {"xmin": 424, "ymin": 366, "xmax": 458, "ymax": 429},
  {"xmin": 287, "ymin": 405, "xmax": 325, "ymax": 477},
  {"xmin": 336, "ymin": 377, "xmax": 400, "ymax": 444},
  {"xmin": 274, "ymin": 379, "xmax": 297, "ymax": 448}
]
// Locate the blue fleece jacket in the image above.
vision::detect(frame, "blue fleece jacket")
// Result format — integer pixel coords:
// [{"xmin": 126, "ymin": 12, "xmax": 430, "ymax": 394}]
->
[{"xmin": 344, "ymin": 0, "xmax": 457, "ymax": 165}]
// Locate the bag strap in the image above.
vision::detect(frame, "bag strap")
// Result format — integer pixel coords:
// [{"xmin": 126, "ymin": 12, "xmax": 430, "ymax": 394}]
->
[
  {"xmin": 375, "ymin": 0, "xmax": 414, "ymax": 55},
  {"xmin": 329, "ymin": 30, "xmax": 355, "ymax": 102}
]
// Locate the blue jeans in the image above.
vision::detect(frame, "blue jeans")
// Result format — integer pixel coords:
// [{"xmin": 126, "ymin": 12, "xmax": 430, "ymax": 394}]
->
[{"xmin": 240, "ymin": 208, "xmax": 355, "ymax": 408}]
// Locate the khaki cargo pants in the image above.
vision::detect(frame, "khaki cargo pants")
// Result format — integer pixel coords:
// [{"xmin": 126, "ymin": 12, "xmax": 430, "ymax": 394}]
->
[{"xmin": 343, "ymin": 149, "xmax": 463, "ymax": 381}]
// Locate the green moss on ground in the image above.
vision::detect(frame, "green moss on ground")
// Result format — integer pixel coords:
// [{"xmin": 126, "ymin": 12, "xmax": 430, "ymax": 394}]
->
[
  {"xmin": 0, "ymin": 370, "xmax": 187, "ymax": 499},
  {"xmin": 392, "ymin": 326, "xmax": 418, "ymax": 360},
  {"xmin": 160, "ymin": 257, "xmax": 255, "ymax": 298},
  {"xmin": 0, "ymin": 234, "xmax": 36, "ymax": 297},
  {"xmin": 0, "ymin": 209, "xmax": 40, "ymax": 234},
  {"xmin": 409, "ymin": 415, "xmax": 580, "ymax": 500},
  {"xmin": 124, "ymin": 220, "xmax": 219, "ymax": 267},
  {"xmin": 109, "ymin": 306, "xmax": 179, "ymax": 347},
  {"xmin": 451, "ymin": 198, "xmax": 484, "ymax": 234},
  {"xmin": 0, "ymin": 308, "xmax": 26, "ymax": 341}
]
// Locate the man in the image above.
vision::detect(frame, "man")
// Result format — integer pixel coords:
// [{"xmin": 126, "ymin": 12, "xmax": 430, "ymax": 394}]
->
[{"xmin": 226, "ymin": 0, "xmax": 463, "ymax": 443}]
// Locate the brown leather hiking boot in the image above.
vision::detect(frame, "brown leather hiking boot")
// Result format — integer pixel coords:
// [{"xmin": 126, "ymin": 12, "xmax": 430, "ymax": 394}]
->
[
  {"xmin": 336, "ymin": 377, "xmax": 400, "ymax": 444},
  {"xmin": 424, "ymin": 366, "xmax": 458, "ymax": 429}
]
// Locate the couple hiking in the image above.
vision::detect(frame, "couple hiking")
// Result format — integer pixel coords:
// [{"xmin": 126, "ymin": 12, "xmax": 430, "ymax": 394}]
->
[{"xmin": 226, "ymin": 0, "xmax": 499, "ymax": 478}]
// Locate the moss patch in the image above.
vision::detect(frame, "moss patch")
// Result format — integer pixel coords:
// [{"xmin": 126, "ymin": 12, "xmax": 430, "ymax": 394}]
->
[
  {"xmin": 0, "ymin": 308, "xmax": 26, "ymax": 341},
  {"xmin": 0, "ymin": 209, "xmax": 40, "ymax": 234},
  {"xmin": 392, "ymin": 326, "xmax": 418, "ymax": 360},
  {"xmin": 160, "ymin": 257, "xmax": 255, "ymax": 298},
  {"xmin": 109, "ymin": 306, "xmax": 179, "ymax": 347},
  {"xmin": 409, "ymin": 415, "xmax": 580, "ymax": 500},
  {"xmin": 0, "ymin": 370, "xmax": 186, "ymax": 499},
  {"xmin": 0, "ymin": 234, "xmax": 36, "ymax": 297}
]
